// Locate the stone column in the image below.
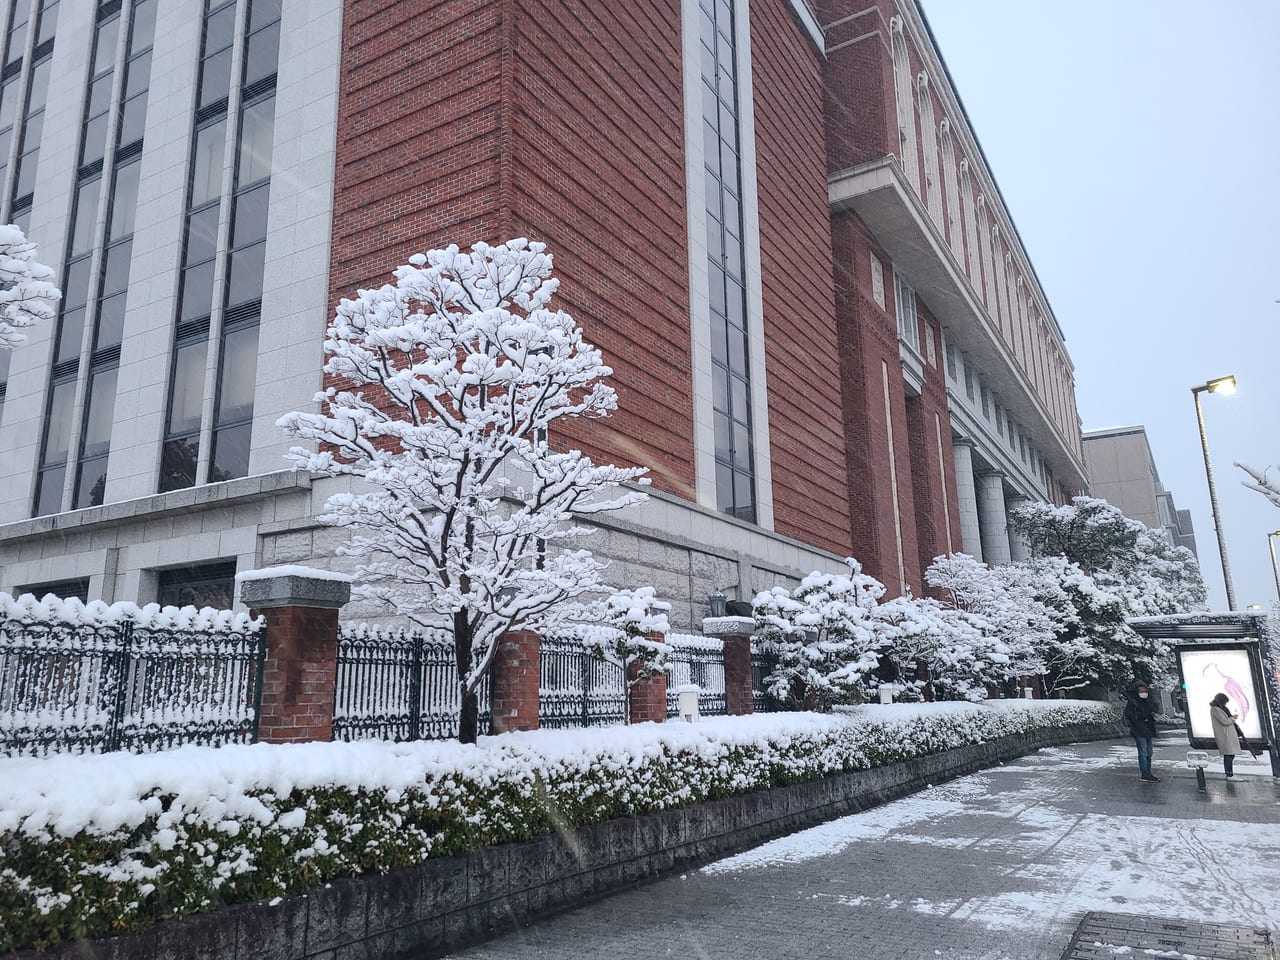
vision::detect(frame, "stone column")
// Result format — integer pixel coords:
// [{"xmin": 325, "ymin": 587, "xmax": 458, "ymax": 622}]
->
[
  {"xmin": 976, "ymin": 472, "xmax": 1011, "ymax": 566},
  {"xmin": 491, "ymin": 630, "xmax": 540, "ymax": 733},
  {"xmin": 951, "ymin": 439, "xmax": 983, "ymax": 561},
  {"xmin": 238, "ymin": 568, "xmax": 351, "ymax": 744},
  {"xmin": 1007, "ymin": 495, "xmax": 1032, "ymax": 562},
  {"xmin": 703, "ymin": 616, "xmax": 755, "ymax": 715}
]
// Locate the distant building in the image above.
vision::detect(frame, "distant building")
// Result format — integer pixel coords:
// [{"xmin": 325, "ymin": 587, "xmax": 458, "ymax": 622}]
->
[{"xmin": 1082, "ymin": 426, "xmax": 1198, "ymax": 557}]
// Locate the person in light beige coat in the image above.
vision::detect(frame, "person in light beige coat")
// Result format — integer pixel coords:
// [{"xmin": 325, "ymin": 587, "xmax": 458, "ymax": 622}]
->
[{"xmin": 1209, "ymin": 692, "xmax": 1241, "ymax": 778}]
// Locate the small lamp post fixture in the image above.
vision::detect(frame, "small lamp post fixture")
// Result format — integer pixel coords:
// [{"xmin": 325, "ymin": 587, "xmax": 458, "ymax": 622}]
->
[
  {"xmin": 1191, "ymin": 374, "xmax": 1237, "ymax": 609},
  {"xmin": 1269, "ymin": 531, "xmax": 1280, "ymax": 606},
  {"xmin": 707, "ymin": 591, "xmax": 727, "ymax": 618}
]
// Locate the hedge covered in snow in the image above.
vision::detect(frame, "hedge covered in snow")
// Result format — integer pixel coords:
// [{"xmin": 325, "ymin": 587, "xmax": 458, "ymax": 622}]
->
[{"xmin": 0, "ymin": 699, "xmax": 1118, "ymax": 951}]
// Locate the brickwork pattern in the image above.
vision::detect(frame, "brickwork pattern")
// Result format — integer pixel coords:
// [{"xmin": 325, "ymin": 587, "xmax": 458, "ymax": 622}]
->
[
  {"xmin": 627, "ymin": 662, "xmax": 668, "ymax": 726},
  {"xmin": 490, "ymin": 630, "xmax": 540, "ymax": 733},
  {"xmin": 257, "ymin": 606, "xmax": 340, "ymax": 744},
  {"xmin": 721, "ymin": 634, "xmax": 754, "ymax": 716}
]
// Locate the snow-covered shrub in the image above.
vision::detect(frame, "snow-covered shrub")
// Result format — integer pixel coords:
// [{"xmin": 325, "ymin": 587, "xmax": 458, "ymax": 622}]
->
[
  {"xmin": 874, "ymin": 595, "xmax": 1009, "ymax": 702},
  {"xmin": 0, "ymin": 700, "xmax": 1118, "ymax": 951},
  {"xmin": 752, "ymin": 560, "xmax": 888, "ymax": 710},
  {"xmin": 588, "ymin": 587, "xmax": 673, "ymax": 686}
]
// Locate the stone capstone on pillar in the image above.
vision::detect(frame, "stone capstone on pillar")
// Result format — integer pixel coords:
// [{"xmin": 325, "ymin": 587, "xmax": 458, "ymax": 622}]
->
[
  {"xmin": 702, "ymin": 616, "xmax": 755, "ymax": 715},
  {"xmin": 236, "ymin": 566, "xmax": 352, "ymax": 745}
]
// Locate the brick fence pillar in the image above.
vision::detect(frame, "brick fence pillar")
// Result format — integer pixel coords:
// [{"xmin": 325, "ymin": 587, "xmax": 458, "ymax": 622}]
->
[
  {"xmin": 703, "ymin": 615, "xmax": 755, "ymax": 715},
  {"xmin": 628, "ymin": 631, "xmax": 669, "ymax": 724},
  {"xmin": 491, "ymin": 630, "xmax": 540, "ymax": 733},
  {"xmin": 237, "ymin": 568, "xmax": 352, "ymax": 744}
]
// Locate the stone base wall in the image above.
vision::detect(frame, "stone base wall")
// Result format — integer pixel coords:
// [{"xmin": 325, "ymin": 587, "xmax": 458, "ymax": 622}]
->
[{"xmin": 19, "ymin": 722, "xmax": 1124, "ymax": 960}]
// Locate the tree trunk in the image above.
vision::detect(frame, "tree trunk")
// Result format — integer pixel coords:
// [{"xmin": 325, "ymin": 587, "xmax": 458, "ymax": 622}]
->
[{"xmin": 454, "ymin": 610, "xmax": 479, "ymax": 744}]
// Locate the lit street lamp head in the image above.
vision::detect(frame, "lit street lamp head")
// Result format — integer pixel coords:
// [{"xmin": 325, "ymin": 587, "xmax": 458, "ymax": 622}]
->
[{"xmin": 1193, "ymin": 374, "xmax": 1237, "ymax": 396}]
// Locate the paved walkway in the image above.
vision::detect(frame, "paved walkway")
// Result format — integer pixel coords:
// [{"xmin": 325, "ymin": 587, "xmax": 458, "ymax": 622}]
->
[{"xmin": 447, "ymin": 737, "xmax": 1280, "ymax": 960}]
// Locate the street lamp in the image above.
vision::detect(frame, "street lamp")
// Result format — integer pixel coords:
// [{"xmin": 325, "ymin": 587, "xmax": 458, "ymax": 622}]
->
[
  {"xmin": 1191, "ymin": 374, "xmax": 1237, "ymax": 609},
  {"xmin": 1269, "ymin": 530, "xmax": 1280, "ymax": 606}
]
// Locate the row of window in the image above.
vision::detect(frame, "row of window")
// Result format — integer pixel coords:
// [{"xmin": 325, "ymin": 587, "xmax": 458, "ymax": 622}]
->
[
  {"xmin": 889, "ymin": 15, "xmax": 1080, "ymax": 458},
  {"xmin": 17, "ymin": 559, "xmax": 237, "ymax": 609}
]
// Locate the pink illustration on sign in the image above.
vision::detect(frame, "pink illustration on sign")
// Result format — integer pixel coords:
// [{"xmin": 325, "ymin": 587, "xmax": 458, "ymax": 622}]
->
[{"xmin": 1202, "ymin": 661, "xmax": 1251, "ymax": 722}]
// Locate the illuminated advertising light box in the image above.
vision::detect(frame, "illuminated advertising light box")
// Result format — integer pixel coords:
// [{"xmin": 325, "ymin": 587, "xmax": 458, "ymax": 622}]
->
[{"xmin": 1177, "ymin": 646, "xmax": 1264, "ymax": 746}]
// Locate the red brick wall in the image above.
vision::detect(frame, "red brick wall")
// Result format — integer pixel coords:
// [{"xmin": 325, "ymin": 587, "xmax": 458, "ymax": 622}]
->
[
  {"xmin": 507, "ymin": 0, "xmax": 694, "ymax": 499},
  {"xmin": 751, "ymin": 0, "xmax": 850, "ymax": 556},
  {"xmin": 258, "ymin": 606, "xmax": 340, "ymax": 743},
  {"xmin": 817, "ymin": 3, "xmax": 894, "ymax": 172},
  {"xmin": 832, "ymin": 214, "xmax": 919, "ymax": 595}
]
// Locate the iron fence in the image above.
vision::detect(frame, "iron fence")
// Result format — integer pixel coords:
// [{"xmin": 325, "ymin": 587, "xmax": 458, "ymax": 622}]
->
[
  {"xmin": 0, "ymin": 617, "xmax": 265, "ymax": 756},
  {"xmin": 334, "ymin": 626, "xmax": 490, "ymax": 741},
  {"xmin": 539, "ymin": 633, "xmax": 627, "ymax": 728},
  {"xmin": 752, "ymin": 647, "xmax": 782, "ymax": 713},
  {"xmin": 665, "ymin": 634, "xmax": 727, "ymax": 717}
]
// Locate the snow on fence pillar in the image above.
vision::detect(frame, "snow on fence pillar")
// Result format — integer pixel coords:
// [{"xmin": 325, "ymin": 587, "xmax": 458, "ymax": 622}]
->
[
  {"xmin": 628, "ymin": 631, "xmax": 668, "ymax": 724},
  {"xmin": 236, "ymin": 566, "xmax": 352, "ymax": 744},
  {"xmin": 703, "ymin": 615, "xmax": 755, "ymax": 715},
  {"xmin": 491, "ymin": 630, "xmax": 540, "ymax": 733}
]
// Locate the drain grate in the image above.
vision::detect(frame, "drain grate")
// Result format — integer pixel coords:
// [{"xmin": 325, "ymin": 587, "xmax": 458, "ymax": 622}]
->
[{"xmin": 1061, "ymin": 912, "xmax": 1275, "ymax": 959}]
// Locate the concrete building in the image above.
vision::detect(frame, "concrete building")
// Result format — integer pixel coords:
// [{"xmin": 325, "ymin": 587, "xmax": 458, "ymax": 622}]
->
[
  {"xmin": 0, "ymin": 0, "xmax": 1087, "ymax": 626},
  {"xmin": 1082, "ymin": 426, "xmax": 1198, "ymax": 557}
]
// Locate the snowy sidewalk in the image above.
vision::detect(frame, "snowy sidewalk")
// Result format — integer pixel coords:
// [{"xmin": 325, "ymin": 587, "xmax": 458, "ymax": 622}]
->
[{"xmin": 448, "ymin": 736, "xmax": 1280, "ymax": 960}]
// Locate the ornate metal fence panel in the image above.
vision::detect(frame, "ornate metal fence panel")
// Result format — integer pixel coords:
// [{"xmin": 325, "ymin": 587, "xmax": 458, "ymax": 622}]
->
[
  {"xmin": 539, "ymin": 634, "xmax": 627, "ymax": 728},
  {"xmin": 334, "ymin": 626, "xmax": 491, "ymax": 741},
  {"xmin": 751, "ymin": 647, "xmax": 782, "ymax": 713},
  {"xmin": 0, "ymin": 617, "xmax": 266, "ymax": 757},
  {"xmin": 665, "ymin": 634, "xmax": 727, "ymax": 717}
]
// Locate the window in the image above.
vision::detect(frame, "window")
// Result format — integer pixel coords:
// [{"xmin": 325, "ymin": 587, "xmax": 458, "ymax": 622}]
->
[
  {"xmin": 160, "ymin": 328, "xmax": 208, "ymax": 491},
  {"xmin": 17, "ymin": 577, "xmax": 90, "ymax": 602},
  {"xmin": 963, "ymin": 355, "xmax": 974, "ymax": 400},
  {"xmin": 893, "ymin": 271, "xmax": 918, "ymax": 350},
  {"xmin": 116, "ymin": 0, "xmax": 154, "ymax": 150},
  {"xmin": 979, "ymin": 380, "xmax": 989, "ymax": 419},
  {"xmin": 209, "ymin": 320, "xmax": 258, "ymax": 481},
  {"xmin": 924, "ymin": 324, "xmax": 935, "ymax": 367},
  {"xmin": 156, "ymin": 561, "xmax": 236, "ymax": 609},
  {"xmin": 33, "ymin": 378, "xmax": 75, "ymax": 515},
  {"xmin": 993, "ymin": 401, "xmax": 1002, "ymax": 436},
  {"xmin": 944, "ymin": 335, "xmax": 957, "ymax": 381},
  {"xmin": 959, "ymin": 161, "xmax": 979, "ymax": 282},
  {"xmin": 890, "ymin": 17, "xmax": 918, "ymax": 191},
  {"xmin": 917, "ymin": 74, "xmax": 941, "ymax": 221},
  {"xmin": 940, "ymin": 120, "xmax": 961, "ymax": 252},
  {"xmin": 700, "ymin": 0, "xmax": 754, "ymax": 523}
]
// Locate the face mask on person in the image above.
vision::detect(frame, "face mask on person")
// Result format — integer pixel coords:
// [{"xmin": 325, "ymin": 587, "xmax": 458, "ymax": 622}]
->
[{"xmin": 1138, "ymin": 692, "xmax": 1149, "ymax": 699}]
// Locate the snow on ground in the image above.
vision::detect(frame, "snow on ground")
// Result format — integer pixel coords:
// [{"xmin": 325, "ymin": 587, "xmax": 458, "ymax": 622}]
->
[{"xmin": 705, "ymin": 742, "xmax": 1280, "ymax": 933}]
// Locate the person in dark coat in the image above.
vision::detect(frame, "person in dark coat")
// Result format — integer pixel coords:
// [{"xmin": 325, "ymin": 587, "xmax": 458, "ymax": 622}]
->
[{"xmin": 1123, "ymin": 681, "xmax": 1160, "ymax": 782}]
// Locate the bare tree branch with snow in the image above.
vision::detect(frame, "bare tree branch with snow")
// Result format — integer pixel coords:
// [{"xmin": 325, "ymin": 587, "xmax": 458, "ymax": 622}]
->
[
  {"xmin": 0, "ymin": 224, "xmax": 60, "ymax": 350},
  {"xmin": 278, "ymin": 239, "xmax": 649, "ymax": 742},
  {"xmin": 1236, "ymin": 462, "xmax": 1280, "ymax": 510}
]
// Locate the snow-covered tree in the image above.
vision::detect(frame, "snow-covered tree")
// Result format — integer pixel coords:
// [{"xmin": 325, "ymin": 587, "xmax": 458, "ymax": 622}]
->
[
  {"xmin": 872, "ymin": 594, "xmax": 1010, "ymax": 702},
  {"xmin": 278, "ymin": 239, "xmax": 649, "ymax": 742},
  {"xmin": 1113, "ymin": 529, "xmax": 1208, "ymax": 617},
  {"xmin": 925, "ymin": 553, "xmax": 1053, "ymax": 679},
  {"xmin": 1236, "ymin": 462, "xmax": 1280, "ymax": 510},
  {"xmin": 1008, "ymin": 496, "xmax": 1144, "ymax": 571},
  {"xmin": 0, "ymin": 224, "xmax": 60, "ymax": 350},
  {"xmin": 580, "ymin": 587, "xmax": 673, "ymax": 694},
  {"xmin": 752, "ymin": 560, "xmax": 887, "ymax": 710}
]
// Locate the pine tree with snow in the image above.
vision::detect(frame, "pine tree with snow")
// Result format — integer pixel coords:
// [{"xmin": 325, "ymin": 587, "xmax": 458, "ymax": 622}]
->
[
  {"xmin": 1112, "ymin": 529, "xmax": 1207, "ymax": 617},
  {"xmin": 278, "ymin": 239, "xmax": 649, "ymax": 742},
  {"xmin": 752, "ymin": 559, "xmax": 888, "ymax": 710},
  {"xmin": 1008, "ymin": 495, "xmax": 1145, "ymax": 571},
  {"xmin": 0, "ymin": 224, "xmax": 60, "ymax": 350},
  {"xmin": 575, "ymin": 586, "xmax": 673, "ymax": 696}
]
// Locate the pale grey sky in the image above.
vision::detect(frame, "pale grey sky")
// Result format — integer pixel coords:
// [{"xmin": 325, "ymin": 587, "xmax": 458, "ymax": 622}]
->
[{"xmin": 922, "ymin": 0, "xmax": 1280, "ymax": 610}]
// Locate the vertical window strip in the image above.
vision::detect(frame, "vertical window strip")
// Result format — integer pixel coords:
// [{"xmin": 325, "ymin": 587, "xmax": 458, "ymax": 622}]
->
[
  {"xmin": 699, "ymin": 0, "xmax": 754, "ymax": 524},
  {"xmin": 9, "ymin": 0, "xmax": 52, "ymax": 219},
  {"xmin": 917, "ymin": 75, "xmax": 941, "ymax": 222}
]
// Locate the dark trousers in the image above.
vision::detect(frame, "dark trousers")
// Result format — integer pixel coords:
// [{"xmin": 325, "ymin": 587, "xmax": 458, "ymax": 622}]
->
[
  {"xmin": 1134, "ymin": 736, "xmax": 1153, "ymax": 776},
  {"xmin": 1224, "ymin": 753, "xmax": 1235, "ymax": 776}
]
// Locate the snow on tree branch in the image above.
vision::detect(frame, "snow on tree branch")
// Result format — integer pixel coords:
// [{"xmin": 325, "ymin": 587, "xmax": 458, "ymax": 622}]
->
[
  {"xmin": 0, "ymin": 224, "xmax": 60, "ymax": 350},
  {"xmin": 1236, "ymin": 462, "xmax": 1280, "ymax": 510},
  {"xmin": 277, "ymin": 239, "xmax": 650, "ymax": 741}
]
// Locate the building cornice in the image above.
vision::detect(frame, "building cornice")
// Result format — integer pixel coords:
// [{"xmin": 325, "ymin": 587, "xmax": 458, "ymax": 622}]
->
[
  {"xmin": 786, "ymin": 0, "xmax": 826, "ymax": 55},
  {"xmin": 829, "ymin": 156, "xmax": 1086, "ymax": 487}
]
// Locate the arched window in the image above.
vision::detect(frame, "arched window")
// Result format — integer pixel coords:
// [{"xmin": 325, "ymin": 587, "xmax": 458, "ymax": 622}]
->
[
  {"xmin": 890, "ymin": 17, "xmax": 919, "ymax": 191},
  {"xmin": 940, "ymin": 119, "xmax": 961, "ymax": 252},
  {"xmin": 917, "ymin": 72, "xmax": 942, "ymax": 221},
  {"xmin": 960, "ymin": 160, "xmax": 979, "ymax": 281},
  {"xmin": 977, "ymin": 195, "xmax": 996, "ymax": 312}
]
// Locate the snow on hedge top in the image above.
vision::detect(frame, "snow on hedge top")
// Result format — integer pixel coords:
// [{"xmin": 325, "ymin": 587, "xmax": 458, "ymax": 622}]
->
[
  {"xmin": 0, "ymin": 592, "xmax": 261, "ymax": 633},
  {"xmin": 0, "ymin": 699, "xmax": 1116, "ymax": 839},
  {"xmin": 234, "ymin": 565, "xmax": 354, "ymax": 584}
]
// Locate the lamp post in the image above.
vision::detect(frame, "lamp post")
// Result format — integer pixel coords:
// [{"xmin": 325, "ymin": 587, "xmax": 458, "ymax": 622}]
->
[
  {"xmin": 1269, "ymin": 531, "xmax": 1280, "ymax": 606},
  {"xmin": 1191, "ymin": 374, "xmax": 1237, "ymax": 609}
]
